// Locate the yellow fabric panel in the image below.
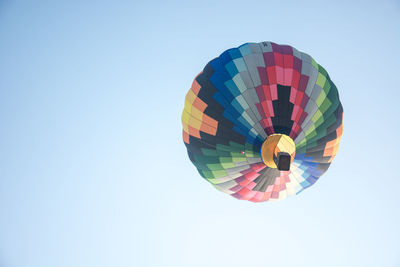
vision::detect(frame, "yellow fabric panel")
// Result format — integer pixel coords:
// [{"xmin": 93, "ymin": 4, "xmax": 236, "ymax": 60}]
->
[
  {"xmin": 181, "ymin": 110, "xmax": 190, "ymax": 125},
  {"xmin": 185, "ymin": 89, "xmax": 196, "ymax": 104},
  {"xmin": 184, "ymin": 99, "xmax": 193, "ymax": 113},
  {"xmin": 261, "ymin": 135, "xmax": 280, "ymax": 168},
  {"xmin": 331, "ymin": 142, "xmax": 340, "ymax": 157},
  {"xmin": 184, "ymin": 92, "xmax": 218, "ymax": 131},
  {"xmin": 191, "ymin": 105, "xmax": 204, "ymax": 121},
  {"xmin": 182, "ymin": 124, "xmax": 189, "ymax": 133},
  {"xmin": 276, "ymin": 135, "xmax": 296, "ymax": 157},
  {"xmin": 189, "ymin": 116, "xmax": 202, "ymax": 130},
  {"xmin": 182, "ymin": 101, "xmax": 218, "ymax": 136},
  {"xmin": 182, "ymin": 107, "xmax": 218, "ymax": 137}
]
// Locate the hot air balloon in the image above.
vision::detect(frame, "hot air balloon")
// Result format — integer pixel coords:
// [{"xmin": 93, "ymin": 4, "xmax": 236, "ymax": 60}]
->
[{"xmin": 182, "ymin": 41, "xmax": 343, "ymax": 202}]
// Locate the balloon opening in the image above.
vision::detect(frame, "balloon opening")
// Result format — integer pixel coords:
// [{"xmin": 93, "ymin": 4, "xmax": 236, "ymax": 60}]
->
[{"xmin": 261, "ymin": 134, "xmax": 296, "ymax": 170}]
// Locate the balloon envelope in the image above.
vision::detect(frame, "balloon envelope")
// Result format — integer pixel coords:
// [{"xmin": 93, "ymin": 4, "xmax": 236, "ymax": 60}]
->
[{"xmin": 182, "ymin": 41, "xmax": 343, "ymax": 202}]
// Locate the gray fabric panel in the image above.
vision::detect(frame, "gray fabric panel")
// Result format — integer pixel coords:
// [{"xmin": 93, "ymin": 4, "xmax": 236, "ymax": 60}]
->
[
  {"xmin": 292, "ymin": 47, "xmax": 302, "ymax": 60},
  {"xmin": 239, "ymin": 44, "xmax": 250, "ymax": 54},
  {"xmin": 235, "ymin": 94, "xmax": 249, "ymax": 109},
  {"xmin": 300, "ymin": 52, "xmax": 318, "ymax": 100},
  {"xmin": 226, "ymin": 71, "xmax": 262, "ymax": 137},
  {"xmin": 249, "ymin": 42, "xmax": 262, "ymax": 54},
  {"xmin": 231, "ymin": 47, "xmax": 268, "ymax": 139},
  {"xmin": 252, "ymin": 168, "xmax": 280, "ymax": 192},
  {"xmin": 243, "ymin": 53, "xmax": 265, "ymax": 87},
  {"xmin": 301, "ymin": 119, "xmax": 316, "ymax": 136},
  {"xmin": 300, "ymin": 52, "xmax": 312, "ymax": 63},
  {"xmin": 242, "ymin": 89, "xmax": 263, "ymax": 122},
  {"xmin": 302, "ymin": 102, "xmax": 319, "ymax": 130},
  {"xmin": 214, "ymin": 180, "xmax": 237, "ymax": 191},
  {"xmin": 246, "ymin": 157, "xmax": 262, "ymax": 164},
  {"xmin": 227, "ymin": 172, "xmax": 243, "ymax": 179},
  {"xmin": 304, "ymin": 100, "xmax": 318, "ymax": 115},
  {"xmin": 229, "ymin": 75, "xmax": 258, "ymax": 124},
  {"xmin": 310, "ymin": 84, "xmax": 323, "ymax": 101},
  {"xmin": 239, "ymin": 71, "xmax": 256, "ymax": 89},
  {"xmin": 237, "ymin": 68, "xmax": 263, "ymax": 124},
  {"xmin": 237, "ymin": 78, "xmax": 265, "ymax": 137},
  {"xmin": 226, "ymin": 165, "xmax": 250, "ymax": 175},
  {"xmin": 305, "ymin": 65, "xmax": 318, "ymax": 96},
  {"xmin": 210, "ymin": 176, "xmax": 236, "ymax": 184},
  {"xmin": 252, "ymin": 177, "xmax": 269, "ymax": 192},
  {"xmin": 243, "ymin": 107, "xmax": 259, "ymax": 126},
  {"xmin": 252, "ymin": 123, "xmax": 267, "ymax": 139},
  {"xmin": 301, "ymin": 60, "xmax": 312, "ymax": 76},
  {"xmin": 294, "ymin": 131, "xmax": 305, "ymax": 144},
  {"xmin": 233, "ymin": 161, "xmax": 251, "ymax": 167}
]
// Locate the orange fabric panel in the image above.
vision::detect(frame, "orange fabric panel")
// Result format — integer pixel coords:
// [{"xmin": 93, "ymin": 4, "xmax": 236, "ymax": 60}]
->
[
  {"xmin": 192, "ymin": 97, "xmax": 207, "ymax": 112},
  {"xmin": 200, "ymin": 123, "xmax": 217, "ymax": 136},
  {"xmin": 191, "ymin": 78, "xmax": 201, "ymax": 95},
  {"xmin": 203, "ymin": 114, "xmax": 218, "ymax": 129},
  {"xmin": 182, "ymin": 130, "xmax": 190, "ymax": 144},
  {"xmin": 188, "ymin": 125, "xmax": 200, "ymax": 138}
]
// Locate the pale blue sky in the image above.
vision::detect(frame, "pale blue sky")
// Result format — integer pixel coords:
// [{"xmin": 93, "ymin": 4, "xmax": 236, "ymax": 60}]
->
[{"xmin": 0, "ymin": 0, "xmax": 399, "ymax": 266}]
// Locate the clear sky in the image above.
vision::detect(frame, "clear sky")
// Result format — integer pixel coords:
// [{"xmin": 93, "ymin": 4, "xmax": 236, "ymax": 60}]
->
[{"xmin": 0, "ymin": 0, "xmax": 399, "ymax": 266}]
